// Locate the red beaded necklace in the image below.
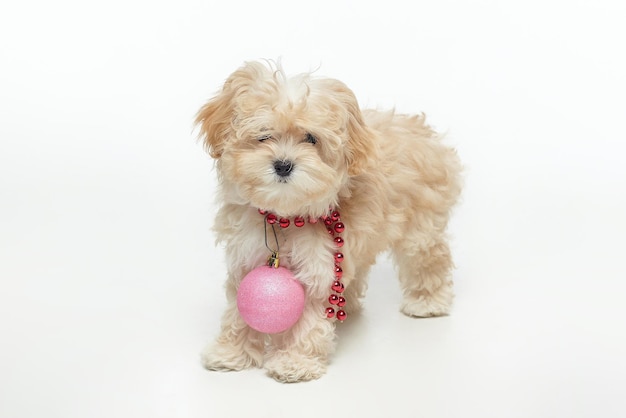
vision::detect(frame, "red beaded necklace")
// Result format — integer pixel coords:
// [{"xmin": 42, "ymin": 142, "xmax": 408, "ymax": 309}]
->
[{"xmin": 258, "ymin": 208, "xmax": 348, "ymax": 322}]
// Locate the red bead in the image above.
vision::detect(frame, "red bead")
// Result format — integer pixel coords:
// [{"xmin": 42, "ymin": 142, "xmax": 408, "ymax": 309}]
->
[
  {"xmin": 336, "ymin": 283, "xmax": 345, "ymax": 293},
  {"xmin": 258, "ymin": 209, "xmax": 267, "ymax": 215},
  {"xmin": 334, "ymin": 222, "xmax": 345, "ymax": 233},
  {"xmin": 325, "ymin": 307, "xmax": 335, "ymax": 318},
  {"xmin": 336, "ymin": 310, "xmax": 347, "ymax": 321},
  {"xmin": 334, "ymin": 237, "xmax": 344, "ymax": 247},
  {"xmin": 294, "ymin": 216, "xmax": 305, "ymax": 227},
  {"xmin": 266, "ymin": 213, "xmax": 277, "ymax": 224},
  {"xmin": 334, "ymin": 252, "xmax": 344, "ymax": 263},
  {"xmin": 334, "ymin": 266, "xmax": 343, "ymax": 279},
  {"xmin": 327, "ymin": 228, "xmax": 335, "ymax": 235},
  {"xmin": 331, "ymin": 211, "xmax": 340, "ymax": 222},
  {"xmin": 324, "ymin": 217, "xmax": 333, "ymax": 226},
  {"xmin": 308, "ymin": 217, "xmax": 318, "ymax": 224},
  {"xmin": 331, "ymin": 280, "xmax": 342, "ymax": 292},
  {"xmin": 279, "ymin": 218, "xmax": 290, "ymax": 228},
  {"xmin": 329, "ymin": 294, "xmax": 339, "ymax": 305},
  {"xmin": 337, "ymin": 296, "xmax": 346, "ymax": 307}
]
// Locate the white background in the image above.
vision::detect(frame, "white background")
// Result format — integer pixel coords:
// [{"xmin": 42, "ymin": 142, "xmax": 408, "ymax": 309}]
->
[{"xmin": 1, "ymin": 1, "xmax": 625, "ymax": 417}]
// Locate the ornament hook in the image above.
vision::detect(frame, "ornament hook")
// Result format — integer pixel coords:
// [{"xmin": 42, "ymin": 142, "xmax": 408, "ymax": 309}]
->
[{"xmin": 264, "ymin": 214, "xmax": 280, "ymax": 268}]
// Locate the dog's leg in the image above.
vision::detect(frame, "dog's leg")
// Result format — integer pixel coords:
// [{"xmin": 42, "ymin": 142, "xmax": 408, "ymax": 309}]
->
[
  {"xmin": 264, "ymin": 299, "xmax": 336, "ymax": 383},
  {"xmin": 201, "ymin": 281, "xmax": 265, "ymax": 371},
  {"xmin": 393, "ymin": 233, "xmax": 455, "ymax": 317}
]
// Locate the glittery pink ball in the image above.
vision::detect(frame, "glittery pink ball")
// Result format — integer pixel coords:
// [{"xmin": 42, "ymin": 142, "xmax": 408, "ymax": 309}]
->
[{"xmin": 236, "ymin": 266, "xmax": 305, "ymax": 334}]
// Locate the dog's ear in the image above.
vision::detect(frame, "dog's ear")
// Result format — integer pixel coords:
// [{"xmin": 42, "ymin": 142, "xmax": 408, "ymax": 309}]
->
[
  {"xmin": 323, "ymin": 80, "xmax": 377, "ymax": 176},
  {"xmin": 345, "ymin": 102, "xmax": 377, "ymax": 176},
  {"xmin": 194, "ymin": 87, "xmax": 234, "ymax": 159},
  {"xmin": 195, "ymin": 62, "xmax": 270, "ymax": 158}
]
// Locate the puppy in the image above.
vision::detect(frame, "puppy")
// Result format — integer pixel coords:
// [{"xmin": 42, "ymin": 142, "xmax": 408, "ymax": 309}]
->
[{"xmin": 195, "ymin": 60, "xmax": 462, "ymax": 382}]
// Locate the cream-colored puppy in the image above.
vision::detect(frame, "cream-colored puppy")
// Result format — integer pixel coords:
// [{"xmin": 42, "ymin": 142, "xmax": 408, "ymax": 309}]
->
[{"xmin": 196, "ymin": 61, "xmax": 462, "ymax": 382}]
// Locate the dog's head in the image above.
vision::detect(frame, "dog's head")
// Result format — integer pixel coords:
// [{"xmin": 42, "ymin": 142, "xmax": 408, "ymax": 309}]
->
[{"xmin": 195, "ymin": 61, "xmax": 375, "ymax": 217}]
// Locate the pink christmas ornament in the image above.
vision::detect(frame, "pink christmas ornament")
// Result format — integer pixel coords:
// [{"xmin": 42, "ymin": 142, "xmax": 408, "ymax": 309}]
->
[{"xmin": 237, "ymin": 266, "xmax": 305, "ymax": 334}]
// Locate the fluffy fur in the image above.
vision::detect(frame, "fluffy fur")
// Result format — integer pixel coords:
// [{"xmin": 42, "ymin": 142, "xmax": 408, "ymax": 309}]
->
[{"xmin": 195, "ymin": 61, "xmax": 462, "ymax": 382}]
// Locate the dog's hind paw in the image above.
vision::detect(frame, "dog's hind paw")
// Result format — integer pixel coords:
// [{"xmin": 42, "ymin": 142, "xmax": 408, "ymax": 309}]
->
[{"xmin": 400, "ymin": 293, "xmax": 452, "ymax": 318}]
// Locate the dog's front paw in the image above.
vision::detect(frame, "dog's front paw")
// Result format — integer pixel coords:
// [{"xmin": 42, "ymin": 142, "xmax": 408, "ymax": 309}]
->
[
  {"xmin": 264, "ymin": 351, "xmax": 327, "ymax": 383},
  {"xmin": 201, "ymin": 342, "xmax": 262, "ymax": 372}
]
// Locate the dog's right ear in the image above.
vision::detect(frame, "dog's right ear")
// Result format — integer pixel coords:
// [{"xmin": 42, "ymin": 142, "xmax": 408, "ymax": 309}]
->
[
  {"xmin": 195, "ymin": 62, "xmax": 273, "ymax": 158},
  {"xmin": 194, "ymin": 86, "xmax": 235, "ymax": 159}
]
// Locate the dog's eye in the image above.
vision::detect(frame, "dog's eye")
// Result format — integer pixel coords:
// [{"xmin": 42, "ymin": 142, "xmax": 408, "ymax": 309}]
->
[
  {"xmin": 257, "ymin": 134, "xmax": 272, "ymax": 142},
  {"xmin": 304, "ymin": 133, "xmax": 317, "ymax": 145}
]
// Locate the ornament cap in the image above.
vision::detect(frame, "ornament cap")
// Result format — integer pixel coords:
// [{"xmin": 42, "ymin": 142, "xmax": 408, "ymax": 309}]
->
[{"xmin": 267, "ymin": 252, "xmax": 280, "ymax": 268}]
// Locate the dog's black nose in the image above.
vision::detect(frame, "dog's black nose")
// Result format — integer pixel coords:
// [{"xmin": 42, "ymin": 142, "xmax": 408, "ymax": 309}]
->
[{"xmin": 273, "ymin": 160, "xmax": 294, "ymax": 177}]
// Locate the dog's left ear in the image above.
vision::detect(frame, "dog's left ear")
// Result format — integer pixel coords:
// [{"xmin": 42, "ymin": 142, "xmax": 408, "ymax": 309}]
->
[
  {"xmin": 322, "ymin": 80, "xmax": 377, "ymax": 176},
  {"xmin": 345, "ymin": 102, "xmax": 377, "ymax": 176}
]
